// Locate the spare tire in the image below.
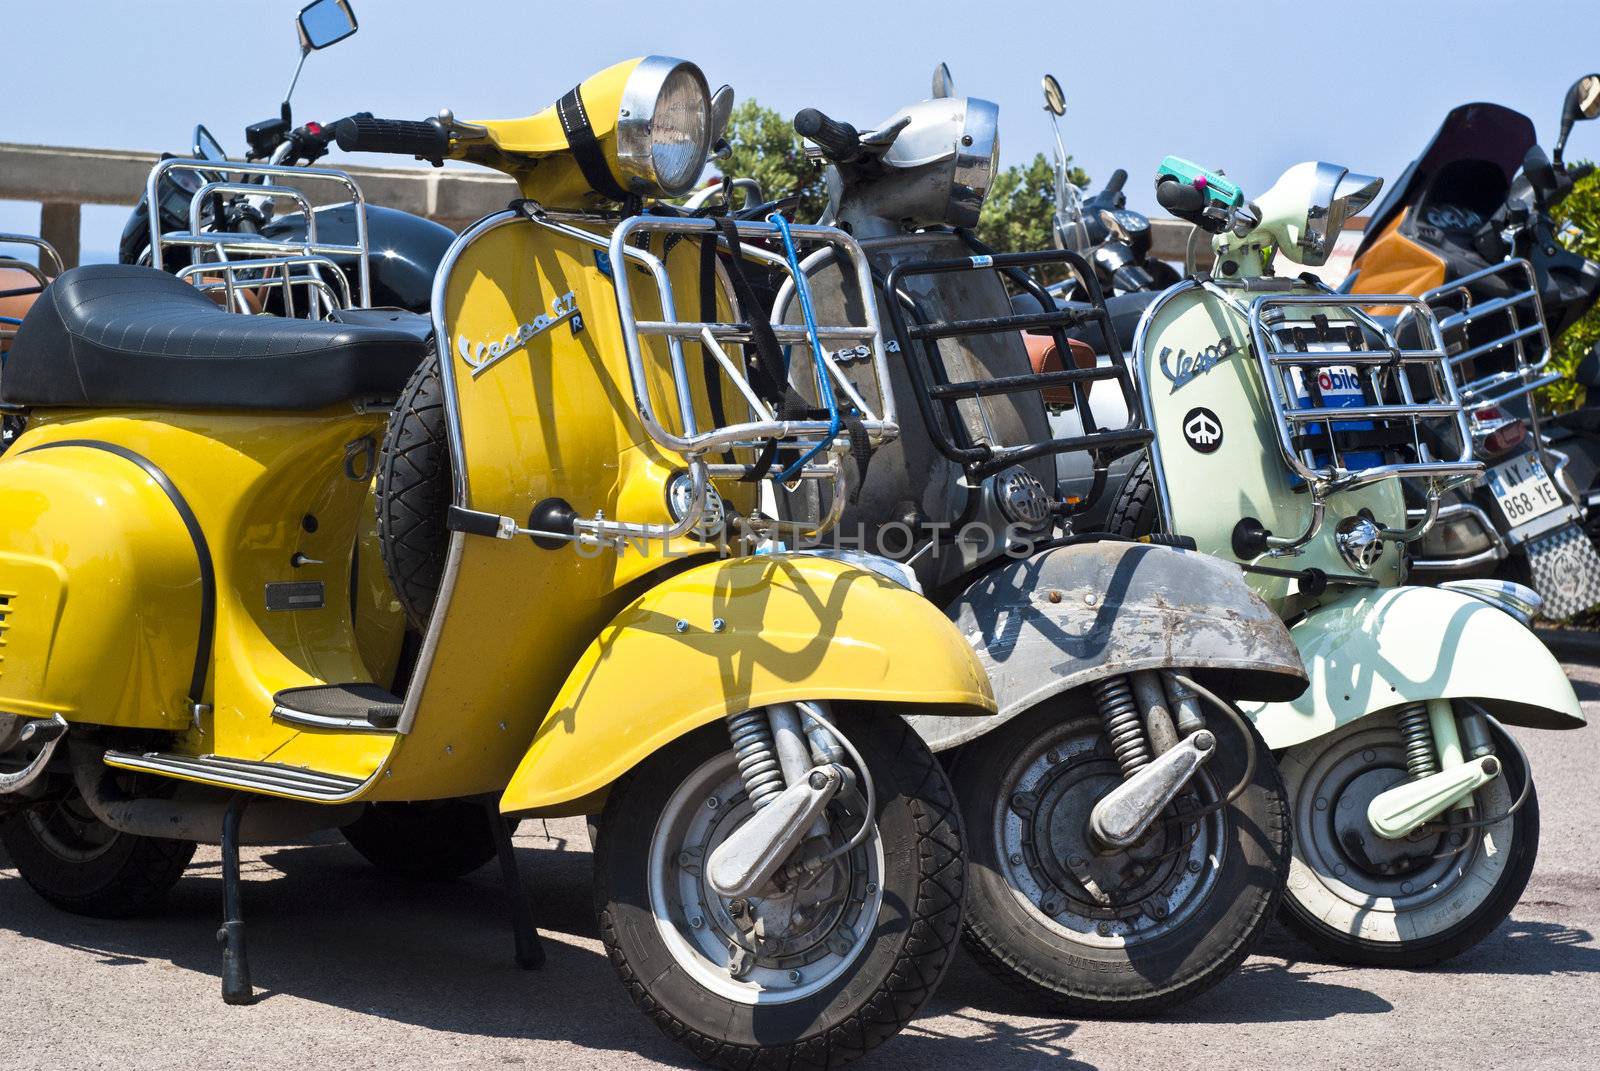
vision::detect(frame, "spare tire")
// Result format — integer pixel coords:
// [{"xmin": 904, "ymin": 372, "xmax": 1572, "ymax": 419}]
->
[{"xmin": 376, "ymin": 348, "xmax": 452, "ymax": 631}]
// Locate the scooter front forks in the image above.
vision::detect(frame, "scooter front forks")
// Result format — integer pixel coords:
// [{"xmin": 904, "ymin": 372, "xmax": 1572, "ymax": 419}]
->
[
  {"xmin": 1366, "ymin": 700, "xmax": 1503, "ymax": 840},
  {"xmin": 1088, "ymin": 672, "xmax": 1215, "ymax": 850}
]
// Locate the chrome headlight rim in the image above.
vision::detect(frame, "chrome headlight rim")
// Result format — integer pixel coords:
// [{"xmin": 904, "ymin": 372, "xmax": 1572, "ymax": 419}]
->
[
  {"xmin": 948, "ymin": 96, "xmax": 1000, "ymax": 228},
  {"xmin": 616, "ymin": 56, "xmax": 712, "ymax": 198}
]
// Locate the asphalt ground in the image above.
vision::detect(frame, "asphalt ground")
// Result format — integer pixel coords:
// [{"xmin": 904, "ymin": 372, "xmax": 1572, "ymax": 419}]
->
[{"xmin": 3, "ymin": 664, "xmax": 1598, "ymax": 1070}]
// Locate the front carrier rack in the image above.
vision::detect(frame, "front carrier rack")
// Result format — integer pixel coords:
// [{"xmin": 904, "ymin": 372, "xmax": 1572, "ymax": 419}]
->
[
  {"xmin": 146, "ymin": 158, "xmax": 371, "ymax": 319},
  {"xmin": 1247, "ymin": 290, "xmax": 1478, "ymax": 497},
  {"xmin": 504, "ymin": 209, "xmax": 899, "ymax": 549},
  {"xmin": 1415, "ymin": 259, "xmax": 1556, "ymax": 413},
  {"xmin": 880, "ymin": 239, "xmax": 1152, "ymax": 508}
]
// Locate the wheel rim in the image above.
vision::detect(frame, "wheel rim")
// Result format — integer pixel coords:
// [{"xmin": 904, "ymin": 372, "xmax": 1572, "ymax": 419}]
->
[
  {"xmin": 647, "ymin": 750, "xmax": 883, "ymax": 1005},
  {"xmin": 24, "ymin": 794, "xmax": 120, "ymax": 863},
  {"xmin": 1292, "ymin": 721, "xmax": 1513, "ymax": 923},
  {"xmin": 995, "ymin": 715, "xmax": 1225, "ymax": 948}
]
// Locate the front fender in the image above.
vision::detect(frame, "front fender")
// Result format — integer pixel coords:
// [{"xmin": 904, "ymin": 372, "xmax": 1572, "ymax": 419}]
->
[
  {"xmin": 1243, "ymin": 584, "xmax": 1585, "ymax": 750},
  {"xmin": 499, "ymin": 554, "xmax": 994, "ymax": 815},
  {"xmin": 909, "ymin": 541, "xmax": 1307, "ymax": 752}
]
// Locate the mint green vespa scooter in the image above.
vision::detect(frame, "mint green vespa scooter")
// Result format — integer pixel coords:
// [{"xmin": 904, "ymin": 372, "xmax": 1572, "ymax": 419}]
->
[{"xmin": 1114, "ymin": 157, "xmax": 1585, "ymax": 965}]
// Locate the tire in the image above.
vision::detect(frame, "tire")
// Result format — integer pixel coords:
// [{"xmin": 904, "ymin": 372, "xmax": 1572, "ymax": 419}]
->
[
  {"xmin": 0, "ymin": 792, "xmax": 195, "ymax": 918},
  {"xmin": 375, "ymin": 348, "xmax": 450, "ymax": 631},
  {"xmin": 594, "ymin": 712, "xmax": 964, "ymax": 1069},
  {"xmin": 342, "ymin": 798, "xmax": 516, "ymax": 880},
  {"xmin": 1278, "ymin": 708, "xmax": 1538, "ymax": 967},
  {"xmin": 957, "ymin": 696, "xmax": 1289, "ymax": 1017},
  {"xmin": 1106, "ymin": 454, "xmax": 1159, "ymax": 538}
]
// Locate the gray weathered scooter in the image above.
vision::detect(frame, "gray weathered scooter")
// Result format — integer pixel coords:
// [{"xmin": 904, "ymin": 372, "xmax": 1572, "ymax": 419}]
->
[{"xmin": 762, "ymin": 68, "xmax": 1307, "ymax": 1015}]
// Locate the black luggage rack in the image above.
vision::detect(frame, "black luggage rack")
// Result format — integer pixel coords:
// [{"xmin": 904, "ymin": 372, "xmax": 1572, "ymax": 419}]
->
[{"xmin": 879, "ymin": 235, "xmax": 1152, "ymax": 513}]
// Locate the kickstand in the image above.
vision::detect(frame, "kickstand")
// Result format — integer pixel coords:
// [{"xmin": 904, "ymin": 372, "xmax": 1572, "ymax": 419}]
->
[
  {"xmin": 219, "ymin": 793, "xmax": 255, "ymax": 1005},
  {"xmin": 485, "ymin": 796, "xmax": 545, "ymax": 969}
]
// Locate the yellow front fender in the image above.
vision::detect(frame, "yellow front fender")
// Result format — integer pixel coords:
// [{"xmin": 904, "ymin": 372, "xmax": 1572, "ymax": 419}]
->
[{"xmin": 499, "ymin": 554, "xmax": 995, "ymax": 815}]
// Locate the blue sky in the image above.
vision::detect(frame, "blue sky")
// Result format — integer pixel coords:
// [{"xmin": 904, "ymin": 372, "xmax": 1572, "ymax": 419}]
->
[{"xmin": 4, "ymin": 0, "xmax": 1600, "ymax": 261}]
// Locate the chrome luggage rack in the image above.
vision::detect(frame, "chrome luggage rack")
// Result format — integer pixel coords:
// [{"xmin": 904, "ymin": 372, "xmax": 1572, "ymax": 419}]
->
[
  {"xmin": 1, "ymin": 234, "xmax": 64, "ymax": 347},
  {"xmin": 1248, "ymin": 292, "xmax": 1479, "ymax": 499},
  {"xmin": 146, "ymin": 158, "xmax": 370, "ymax": 319},
  {"xmin": 1414, "ymin": 259, "xmax": 1556, "ymax": 412},
  {"xmin": 506, "ymin": 209, "xmax": 898, "ymax": 549}
]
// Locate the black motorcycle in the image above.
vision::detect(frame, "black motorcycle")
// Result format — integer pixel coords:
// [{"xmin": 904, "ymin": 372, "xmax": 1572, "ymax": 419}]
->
[{"xmin": 1346, "ymin": 72, "xmax": 1600, "ymax": 618}]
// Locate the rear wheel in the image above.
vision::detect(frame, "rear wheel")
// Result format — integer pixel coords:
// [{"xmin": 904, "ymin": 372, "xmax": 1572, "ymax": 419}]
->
[
  {"xmin": 342, "ymin": 798, "xmax": 516, "ymax": 880},
  {"xmin": 957, "ymin": 697, "xmax": 1288, "ymax": 1016},
  {"xmin": 1, "ymin": 786, "xmax": 195, "ymax": 918},
  {"xmin": 595, "ymin": 711, "xmax": 963, "ymax": 1069},
  {"xmin": 1278, "ymin": 708, "xmax": 1538, "ymax": 966}
]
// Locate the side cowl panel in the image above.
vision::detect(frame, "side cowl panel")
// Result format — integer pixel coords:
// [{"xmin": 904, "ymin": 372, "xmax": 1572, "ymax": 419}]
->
[
  {"xmin": 909, "ymin": 541, "xmax": 1307, "ymax": 752},
  {"xmin": 1243, "ymin": 584, "xmax": 1584, "ymax": 750}
]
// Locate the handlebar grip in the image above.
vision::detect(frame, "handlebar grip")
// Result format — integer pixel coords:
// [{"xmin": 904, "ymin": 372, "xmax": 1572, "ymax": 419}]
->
[
  {"xmin": 1155, "ymin": 177, "xmax": 1206, "ymax": 215},
  {"xmin": 1103, "ymin": 169, "xmax": 1127, "ymax": 196},
  {"xmin": 333, "ymin": 114, "xmax": 446, "ymax": 165},
  {"xmin": 794, "ymin": 108, "xmax": 861, "ymax": 160}
]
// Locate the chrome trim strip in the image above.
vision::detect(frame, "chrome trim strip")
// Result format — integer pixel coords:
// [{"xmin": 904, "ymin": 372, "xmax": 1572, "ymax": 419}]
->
[
  {"xmin": 396, "ymin": 209, "xmax": 523, "ymax": 736},
  {"xmin": 270, "ymin": 704, "xmax": 397, "ymax": 734},
  {"xmin": 103, "ymin": 751, "xmax": 370, "ymax": 802},
  {"xmin": 1128, "ymin": 277, "xmax": 1202, "ymax": 531}
]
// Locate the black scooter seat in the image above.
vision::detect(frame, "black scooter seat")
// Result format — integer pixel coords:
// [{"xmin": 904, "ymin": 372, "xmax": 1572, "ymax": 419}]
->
[{"xmin": 1, "ymin": 264, "xmax": 429, "ymax": 411}]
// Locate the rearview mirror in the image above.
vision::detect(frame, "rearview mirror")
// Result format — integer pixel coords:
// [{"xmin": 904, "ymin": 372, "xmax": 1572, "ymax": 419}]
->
[
  {"xmin": 708, "ymin": 84, "xmax": 735, "ymax": 153},
  {"xmin": 1571, "ymin": 73, "xmax": 1600, "ymax": 120},
  {"xmin": 1555, "ymin": 73, "xmax": 1600, "ymax": 165},
  {"xmin": 932, "ymin": 63, "xmax": 955, "ymax": 100},
  {"xmin": 1042, "ymin": 74, "xmax": 1065, "ymax": 117},
  {"xmin": 297, "ymin": 0, "xmax": 358, "ymax": 52},
  {"xmin": 193, "ymin": 125, "xmax": 227, "ymax": 163}
]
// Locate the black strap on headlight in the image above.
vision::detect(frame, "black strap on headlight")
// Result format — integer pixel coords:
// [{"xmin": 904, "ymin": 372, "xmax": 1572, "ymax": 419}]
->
[{"xmin": 556, "ymin": 84, "xmax": 631, "ymax": 202}]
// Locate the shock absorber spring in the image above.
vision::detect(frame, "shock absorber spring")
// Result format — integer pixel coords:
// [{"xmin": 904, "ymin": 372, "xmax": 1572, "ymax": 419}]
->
[
  {"xmin": 1396, "ymin": 702, "xmax": 1439, "ymax": 780},
  {"xmin": 726, "ymin": 709, "xmax": 784, "ymax": 810},
  {"xmin": 1094, "ymin": 675, "xmax": 1151, "ymax": 777}
]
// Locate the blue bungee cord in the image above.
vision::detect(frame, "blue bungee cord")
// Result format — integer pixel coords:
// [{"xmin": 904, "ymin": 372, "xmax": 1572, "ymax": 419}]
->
[{"xmin": 767, "ymin": 212, "xmax": 842, "ymax": 484}]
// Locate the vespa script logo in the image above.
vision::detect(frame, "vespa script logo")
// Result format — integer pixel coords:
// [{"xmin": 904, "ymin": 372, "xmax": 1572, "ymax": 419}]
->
[
  {"xmin": 1159, "ymin": 337, "xmax": 1237, "ymax": 392},
  {"xmin": 1182, "ymin": 406, "xmax": 1223, "ymax": 454},
  {"xmin": 456, "ymin": 292, "xmax": 582, "ymax": 379}
]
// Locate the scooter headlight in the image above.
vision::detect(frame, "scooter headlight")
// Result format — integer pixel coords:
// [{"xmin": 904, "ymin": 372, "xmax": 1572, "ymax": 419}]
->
[
  {"xmin": 616, "ymin": 57, "xmax": 712, "ymax": 197},
  {"xmin": 949, "ymin": 98, "xmax": 1000, "ymax": 228}
]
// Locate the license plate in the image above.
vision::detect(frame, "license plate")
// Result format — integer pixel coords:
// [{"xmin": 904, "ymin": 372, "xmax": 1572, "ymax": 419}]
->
[{"xmin": 1485, "ymin": 454, "xmax": 1564, "ymax": 527}]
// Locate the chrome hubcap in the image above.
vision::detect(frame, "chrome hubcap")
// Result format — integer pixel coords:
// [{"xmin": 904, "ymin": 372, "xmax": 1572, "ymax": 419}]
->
[
  {"xmin": 997, "ymin": 717, "xmax": 1223, "ymax": 947},
  {"xmin": 648, "ymin": 752, "xmax": 882, "ymax": 1004}
]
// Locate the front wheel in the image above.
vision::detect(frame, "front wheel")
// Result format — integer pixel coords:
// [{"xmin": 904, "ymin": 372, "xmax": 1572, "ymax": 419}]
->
[
  {"xmin": 1278, "ymin": 707, "xmax": 1538, "ymax": 966},
  {"xmin": 957, "ymin": 696, "xmax": 1289, "ymax": 1016},
  {"xmin": 594, "ymin": 712, "xmax": 963, "ymax": 1069}
]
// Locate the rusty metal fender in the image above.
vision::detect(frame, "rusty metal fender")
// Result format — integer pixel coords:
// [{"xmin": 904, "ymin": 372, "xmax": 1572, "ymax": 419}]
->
[{"xmin": 907, "ymin": 541, "xmax": 1308, "ymax": 752}]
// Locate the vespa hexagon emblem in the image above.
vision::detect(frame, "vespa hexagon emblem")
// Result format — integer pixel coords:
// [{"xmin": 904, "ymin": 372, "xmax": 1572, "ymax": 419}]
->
[{"xmin": 1182, "ymin": 407, "xmax": 1223, "ymax": 453}]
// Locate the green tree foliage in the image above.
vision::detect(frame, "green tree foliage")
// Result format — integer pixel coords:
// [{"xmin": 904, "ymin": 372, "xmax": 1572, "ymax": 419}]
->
[
  {"xmin": 714, "ymin": 99, "xmax": 1089, "ymax": 257},
  {"xmin": 1546, "ymin": 164, "xmax": 1600, "ymax": 411},
  {"xmin": 714, "ymin": 99, "xmax": 828, "ymax": 221}
]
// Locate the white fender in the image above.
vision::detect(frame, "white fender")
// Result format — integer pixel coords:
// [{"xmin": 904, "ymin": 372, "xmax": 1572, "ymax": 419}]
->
[{"xmin": 1242, "ymin": 584, "xmax": 1584, "ymax": 750}]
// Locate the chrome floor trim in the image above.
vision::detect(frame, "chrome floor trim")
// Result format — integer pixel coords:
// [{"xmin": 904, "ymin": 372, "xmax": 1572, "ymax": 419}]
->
[{"xmin": 103, "ymin": 750, "xmax": 369, "ymax": 801}]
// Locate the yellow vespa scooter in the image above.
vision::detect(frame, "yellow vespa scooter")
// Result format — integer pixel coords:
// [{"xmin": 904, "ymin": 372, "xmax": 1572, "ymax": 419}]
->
[{"xmin": 0, "ymin": 53, "xmax": 995, "ymax": 1068}]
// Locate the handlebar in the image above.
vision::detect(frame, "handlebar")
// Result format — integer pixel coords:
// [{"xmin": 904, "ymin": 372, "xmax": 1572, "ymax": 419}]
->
[
  {"xmin": 794, "ymin": 107, "xmax": 861, "ymax": 161},
  {"xmin": 333, "ymin": 114, "xmax": 448, "ymax": 166},
  {"xmin": 1102, "ymin": 168, "xmax": 1127, "ymax": 197},
  {"xmin": 1155, "ymin": 177, "xmax": 1206, "ymax": 215}
]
